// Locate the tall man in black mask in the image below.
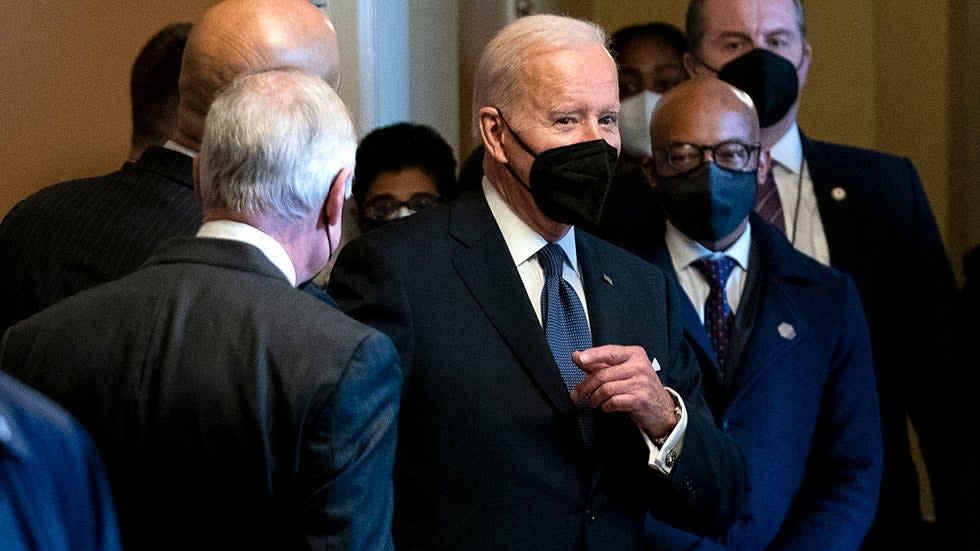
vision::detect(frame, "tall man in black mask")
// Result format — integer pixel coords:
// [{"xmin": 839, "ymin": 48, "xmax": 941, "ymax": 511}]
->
[
  {"xmin": 328, "ymin": 14, "xmax": 747, "ymax": 551},
  {"xmin": 682, "ymin": 1, "xmax": 974, "ymax": 550},
  {"xmin": 639, "ymin": 76, "xmax": 882, "ymax": 551}
]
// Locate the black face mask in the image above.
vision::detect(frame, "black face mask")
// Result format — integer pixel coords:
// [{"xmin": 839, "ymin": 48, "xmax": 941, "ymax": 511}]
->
[
  {"xmin": 717, "ymin": 49, "xmax": 800, "ymax": 128},
  {"xmin": 499, "ymin": 113, "xmax": 617, "ymax": 229},
  {"xmin": 657, "ymin": 161, "xmax": 756, "ymax": 242}
]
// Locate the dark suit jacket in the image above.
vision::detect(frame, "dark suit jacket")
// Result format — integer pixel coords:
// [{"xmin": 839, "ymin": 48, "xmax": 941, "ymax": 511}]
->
[
  {"xmin": 641, "ymin": 216, "xmax": 882, "ymax": 551},
  {"xmin": 327, "ymin": 185, "xmax": 748, "ymax": 551},
  {"xmin": 1, "ymin": 237, "xmax": 402, "ymax": 551},
  {"xmin": 802, "ymin": 136, "xmax": 970, "ymax": 550},
  {"xmin": 0, "ymin": 146, "xmax": 201, "ymax": 334},
  {"xmin": 0, "ymin": 372, "xmax": 121, "ymax": 551}
]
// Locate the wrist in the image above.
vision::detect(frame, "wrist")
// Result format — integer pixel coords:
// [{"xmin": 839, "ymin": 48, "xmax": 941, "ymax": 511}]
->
[{"xmin": 652, "ymin": 395, "xmax": 682, "ymax": 447}]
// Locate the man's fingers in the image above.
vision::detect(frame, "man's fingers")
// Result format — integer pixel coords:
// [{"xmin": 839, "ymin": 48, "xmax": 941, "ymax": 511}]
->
[{"xmin": 573, "ymin": 344, "xmax": 642, "ymax": 369}]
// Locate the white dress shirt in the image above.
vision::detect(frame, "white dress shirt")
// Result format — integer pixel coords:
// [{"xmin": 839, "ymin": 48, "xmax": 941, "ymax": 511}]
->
[
  {"xmin": 769, "ymin": 123, "xmax": 831, "ymax": 265},
  {"xmin": 482, "ymin": 179, "xmax": 685, "ymax": 473},
  {"xmin": 163, "ymin": 139, "xmax": 197, "ymax": 159},
  {"xmin": 196, "ymin": 220, "xmax": 297, "ymax": 286},
  {"xmin": 665, "ymin": 220, "xmax": 752, "ymax": 320}
]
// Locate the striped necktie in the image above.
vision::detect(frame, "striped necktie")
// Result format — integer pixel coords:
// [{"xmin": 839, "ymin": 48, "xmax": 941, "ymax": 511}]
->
[{"xmin": 755, "ymin": 162, "xmax": 785, "ymax": 232}]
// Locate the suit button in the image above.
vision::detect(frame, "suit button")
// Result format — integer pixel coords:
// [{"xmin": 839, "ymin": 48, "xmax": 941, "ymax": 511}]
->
[
  {"xmin": 587, "ymin": 513, "xmax": 597, "ymax": 522},
  {"xmin": 721, "ymin": 419, "xmax": 729, "ymax": 430}
]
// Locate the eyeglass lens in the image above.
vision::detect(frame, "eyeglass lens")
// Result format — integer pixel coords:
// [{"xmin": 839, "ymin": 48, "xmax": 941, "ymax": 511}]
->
[{"xmin": 363, "ymin": 193, "xmax": 444, "ymax": 220}]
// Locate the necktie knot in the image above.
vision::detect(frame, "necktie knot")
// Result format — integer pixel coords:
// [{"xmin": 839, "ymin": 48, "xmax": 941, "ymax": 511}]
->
[
  {"xmin": 692, "ymin": 256, "xmax": 737, "ymax": 290},
  {"xmin": 538, "ymin": 242, "xmax": 566, "ymax": 279}
]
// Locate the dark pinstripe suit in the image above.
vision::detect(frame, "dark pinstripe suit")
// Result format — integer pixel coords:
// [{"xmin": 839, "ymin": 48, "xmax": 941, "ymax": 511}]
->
[{"xmin": 0, "ymin": 146, "xmax": 200, "ymax": 332}]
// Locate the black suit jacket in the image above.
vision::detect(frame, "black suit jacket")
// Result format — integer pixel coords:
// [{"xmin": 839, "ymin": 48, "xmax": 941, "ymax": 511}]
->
[
  {"xmin": 1, "ymin": 237, "xmax": 402, "ymax": 551},
  {"xmin": 0, "ymin": 146, "xmax": 201, "ymax": 333},
  {"xmin": 801, "ymin": 136, "xmax": 971, "ymax": 550},
  {"xmin": 328, "ymin": 185, "xmax": 747, "ymax": 551}
]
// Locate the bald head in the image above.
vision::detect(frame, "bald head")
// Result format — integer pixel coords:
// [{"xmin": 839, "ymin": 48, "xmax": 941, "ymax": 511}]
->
[
  {"xmin": 643, "ymin": 77, "xmax": 766, "ymax": 250},
  {"xmin": 650, "ymin": 77, "xmax": 758, "ymax": 149},
  {"xmin": 175, "ymin": 0, "xmax": 340, "ymax": 150}
]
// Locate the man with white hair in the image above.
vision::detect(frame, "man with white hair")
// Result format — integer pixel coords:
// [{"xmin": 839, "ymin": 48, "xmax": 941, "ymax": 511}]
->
[
  {"xmin": 329, "ymin": 14, "xmax": 746, "ymax": 550},
  {"xmin": 1, "ymin": 68, "xmax": 401, "ymax": 551}
]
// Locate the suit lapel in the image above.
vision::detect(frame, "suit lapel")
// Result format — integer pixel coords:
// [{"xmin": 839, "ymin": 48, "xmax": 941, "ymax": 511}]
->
[
  {"xmin": 728, "ymin": 222, "xmax": 811, "ymax": 399},
  {"xmin": 644, "ymin": 246, "xmax": 721, "ymax": 378},
  {"xmin": 575, "ymin": 232, "xmax": 623, "ymax": 348},
  {"xmin": 448, "ymin": 190, "xmax": 576, "ymax": 420},
  {"xmin": 802, "ymin": 134, "xmax": 857, "ymax": 270}
]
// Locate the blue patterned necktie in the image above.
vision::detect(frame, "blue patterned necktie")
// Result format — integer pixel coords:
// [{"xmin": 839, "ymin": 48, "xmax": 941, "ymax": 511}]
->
[
  {"xmin": 538, "ymin": 242, "xmax": 596, "ymax": 446},
  {"xmin": 692, "ymin": 256, "xmax": 738, "ymax": 375}
]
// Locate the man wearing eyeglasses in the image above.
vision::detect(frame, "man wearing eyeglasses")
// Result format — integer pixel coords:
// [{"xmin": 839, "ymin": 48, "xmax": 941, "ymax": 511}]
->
[
  {"xmin": 682, "ymin": 2, "xmax": 970, "ymax": 550},
  {"xmin": 351, "ymin": 122, "xmax": 456, "ymax": 233},
  {"xmin": 639, "ymin": 77, "xmax": 882, "ymax": 551}
]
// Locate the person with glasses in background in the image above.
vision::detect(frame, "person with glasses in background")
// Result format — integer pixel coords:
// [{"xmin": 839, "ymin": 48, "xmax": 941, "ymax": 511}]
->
[
  {"xmin": 639, "ymin": 76, "xmax": 882, "ymax": 551},
  {"xmin": 683, "ymin": 1, "xmax": 972, "ymax": 549},
  {"xmin": 351, "ymin": 122, "xmax": 457, "ymax": 232}
]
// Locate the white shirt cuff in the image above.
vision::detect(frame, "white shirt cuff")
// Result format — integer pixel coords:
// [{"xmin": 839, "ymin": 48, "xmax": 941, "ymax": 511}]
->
[{"xmin": 640, "ymin": 387, "xmax": 686, "ymax": 475}]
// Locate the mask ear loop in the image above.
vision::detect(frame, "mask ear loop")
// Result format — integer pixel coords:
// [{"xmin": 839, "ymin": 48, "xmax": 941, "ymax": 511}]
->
[
  {"xmin": 494, "ymin": 108, "xmax": 538, "ymax": 158},
  {"xmin": 697, "ymin": 43, "xmax": 808, "ymax": 73},
  {"xmin": 494, "ymin": 107, "xmax": 538, "ymax": 194}
]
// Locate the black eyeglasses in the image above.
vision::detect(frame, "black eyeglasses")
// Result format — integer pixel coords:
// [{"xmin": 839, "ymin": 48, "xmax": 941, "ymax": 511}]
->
[
  {"xmin": 361, "ymin": 192, "xmax": 445, "ymax": 222},
  {"xmin": 654, "ymin": 141, "xmax": 761, "ymax": 173}
]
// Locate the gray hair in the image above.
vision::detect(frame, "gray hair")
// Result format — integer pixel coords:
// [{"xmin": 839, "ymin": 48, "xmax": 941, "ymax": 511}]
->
[
  {"xmin": 472, "ymin": 14, "xmax": 610, "ymax": 133},
  {"xmin": 198, "ymin": 68, "xmax": 356, "ymax": 221},
  {"xmin": 686, "ymin": 0, "xmax": 806, "ymax": 55}
]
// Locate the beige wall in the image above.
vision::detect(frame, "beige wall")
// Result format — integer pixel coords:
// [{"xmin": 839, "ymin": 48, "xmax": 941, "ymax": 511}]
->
[
  {"xmin": 0, "ymin": 2, "xmax": 217, "ymax": 218},
  {"xmin": 949, "ymin": 0, "xmax": 980, "ymax": 271}
]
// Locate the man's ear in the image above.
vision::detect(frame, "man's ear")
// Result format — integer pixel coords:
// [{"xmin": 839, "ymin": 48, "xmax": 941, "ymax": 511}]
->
[
  {"xmin": 757, "ymin": 148, "xmax": 773, "ymax": 186},
  {"xmin": 478, "ymin": 106, "xmax": 509, "ymax": 164},
  {"xmin": 323, "ymin": 167, "xmax": 353, "ymax": 229},
  {"xmin": 798, "ymin": 40, "xmax": 813, "ymax": 89},
  {"xmin": 641, "ymin": 156, "xmax": 659, "ymax": 190},
  {"xmin": 683, "ymin": 51, "xmax": 702, "ymax": 78}
]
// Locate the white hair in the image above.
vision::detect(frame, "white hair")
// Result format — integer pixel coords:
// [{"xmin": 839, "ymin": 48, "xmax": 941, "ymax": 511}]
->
[
  {"xmin": 198, "ymin": 67, "xmax": 356, "ymax": 221},
  {"xmin": 472, "ymin": 14, "xmax": 610, "ymax": 133}
]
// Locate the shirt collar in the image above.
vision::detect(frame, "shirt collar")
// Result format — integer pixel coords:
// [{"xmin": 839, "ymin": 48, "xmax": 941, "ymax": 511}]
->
[
  {"xmin": 769, "ymin": 122, "xmax": 802, "ymax": 174},
  {"xmin": 665, "ymin": 219, "xmax": 753, "ymax": 274},
  {"xmin": 163, "ymin": 139, "xmax": 198, "ymax": 158},
  {"xmin": 482, "ymin": 178, "xmax": 579, "ymax": 271},
  {"xmin": 196, "ymin": 220, "xmax": 297, "ymax": 285}
]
